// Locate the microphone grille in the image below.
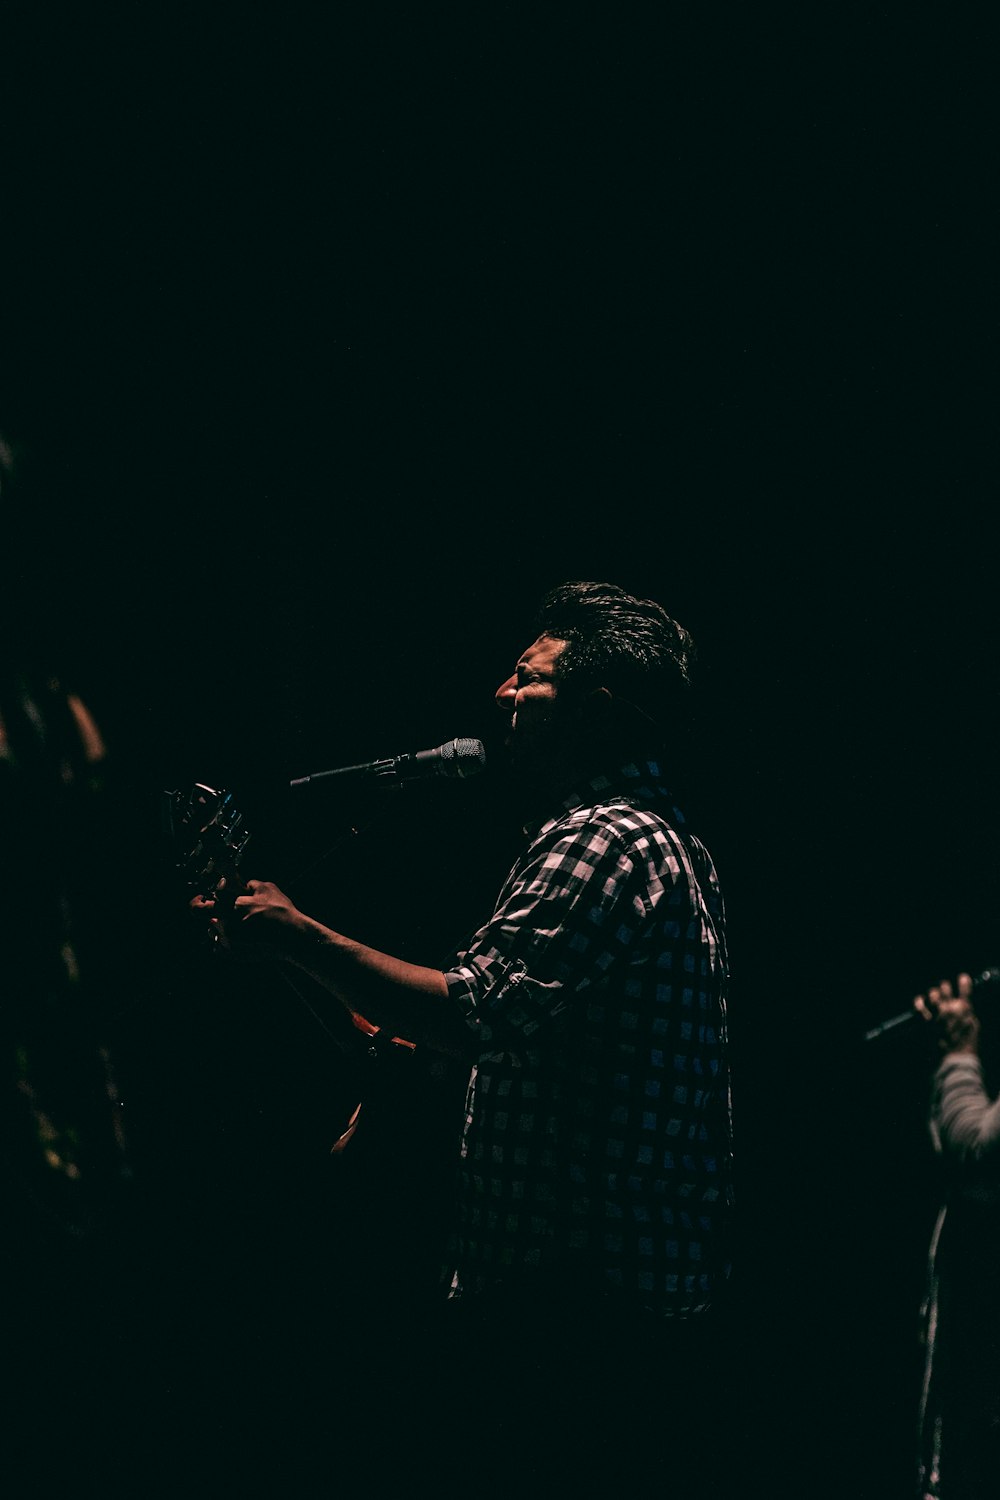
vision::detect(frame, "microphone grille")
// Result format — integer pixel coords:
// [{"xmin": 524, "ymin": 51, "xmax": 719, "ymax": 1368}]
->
[{"xmin": 440, "ymin": 737, "xmax": 487, "ymax": 778}]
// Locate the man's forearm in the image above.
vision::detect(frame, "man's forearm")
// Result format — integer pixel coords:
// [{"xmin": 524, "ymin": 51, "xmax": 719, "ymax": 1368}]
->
[{"xmin": 286, "ymin": 918, "xmax": 473, "ymax": 1059}]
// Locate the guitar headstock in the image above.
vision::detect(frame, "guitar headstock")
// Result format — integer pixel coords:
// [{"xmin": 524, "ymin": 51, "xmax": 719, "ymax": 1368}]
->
[{"xmin": 162, "ymin": 783, "xmax": 251, "ymax": 897}]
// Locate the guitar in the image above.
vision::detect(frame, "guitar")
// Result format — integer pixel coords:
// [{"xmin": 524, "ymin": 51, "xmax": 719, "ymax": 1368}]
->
[{"xmin": 162, "ymin": 782, "xmax": 417, "ymax": 1153}]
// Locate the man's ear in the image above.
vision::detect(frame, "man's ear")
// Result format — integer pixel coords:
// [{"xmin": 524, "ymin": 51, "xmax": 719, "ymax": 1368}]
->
[{"xmin": 581, "ymin": 686, "xmax": 614, "ymax": 721}]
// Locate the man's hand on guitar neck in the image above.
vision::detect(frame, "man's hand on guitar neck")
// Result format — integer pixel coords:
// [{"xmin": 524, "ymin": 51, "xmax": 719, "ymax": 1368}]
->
[{"xmin": 192, "ymin": 876, "xmax": 322, "ymax": 964}]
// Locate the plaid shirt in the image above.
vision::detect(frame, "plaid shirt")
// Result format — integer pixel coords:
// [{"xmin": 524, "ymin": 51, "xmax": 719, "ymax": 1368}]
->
[{"xmin": 442, "ymin": 760, "xmax": 733, "ymax": 1317}]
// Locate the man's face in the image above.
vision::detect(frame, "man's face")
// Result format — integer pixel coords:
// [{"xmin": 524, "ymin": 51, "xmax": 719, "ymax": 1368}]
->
[{"xmin": 494, "ymin": 634, "xmax": 572, "ymax": 772}]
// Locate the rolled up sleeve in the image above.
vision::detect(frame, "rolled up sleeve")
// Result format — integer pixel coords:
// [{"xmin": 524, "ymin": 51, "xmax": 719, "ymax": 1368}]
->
[{"xmin": 445, "ymin": 816, "xmax": 663, "ymax": 1053}]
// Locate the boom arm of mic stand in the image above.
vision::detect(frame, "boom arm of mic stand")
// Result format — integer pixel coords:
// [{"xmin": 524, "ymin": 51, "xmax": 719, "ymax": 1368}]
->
[{"xmin": 289, "ymin": 760, "xmax": 398, "ymax": 788}]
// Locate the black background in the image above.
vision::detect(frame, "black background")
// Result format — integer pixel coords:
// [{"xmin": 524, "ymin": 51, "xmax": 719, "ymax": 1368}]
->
[{"xmin": 2, "ymin": 7, "xmax": 997, "ymax": 1495}]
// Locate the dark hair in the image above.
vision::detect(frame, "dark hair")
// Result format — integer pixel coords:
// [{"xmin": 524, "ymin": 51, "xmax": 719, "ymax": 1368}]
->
[{"xmin": 533, "ymin": 581, "xmax": 697, "ymax": 750}]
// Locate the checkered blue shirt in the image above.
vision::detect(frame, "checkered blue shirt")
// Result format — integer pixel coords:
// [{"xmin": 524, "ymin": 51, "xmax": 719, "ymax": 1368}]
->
[{"xmin": 442, "ymin": 760, "xmax": 733, "ymax": 1317}]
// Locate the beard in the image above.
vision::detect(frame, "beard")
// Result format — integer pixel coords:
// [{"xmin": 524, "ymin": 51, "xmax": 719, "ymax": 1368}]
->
[{"xmin": 504, "ymin": 705, "xmax": 591, "ymax": 804}]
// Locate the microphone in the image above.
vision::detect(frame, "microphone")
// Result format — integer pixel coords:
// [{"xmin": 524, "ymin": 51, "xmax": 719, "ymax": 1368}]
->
[
  {"xmin": 862, "ymin": 965, "xmax": 1000, "ymax": 1042},
  {"xmin": 289, "ymin": 736, "xmax": 487, "ymax": 789}
]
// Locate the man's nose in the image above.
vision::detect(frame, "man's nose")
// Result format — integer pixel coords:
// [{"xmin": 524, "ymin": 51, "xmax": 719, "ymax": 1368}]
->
[{"xmin": 495, "ymin": 674, "xmax": 517, "ymax": 711}]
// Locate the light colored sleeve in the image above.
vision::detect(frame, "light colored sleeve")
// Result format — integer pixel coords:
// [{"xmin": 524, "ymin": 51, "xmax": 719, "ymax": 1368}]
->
[{"xmin": 931, "ymin": 1053, "xmax": 1000, "ymax": 1163}]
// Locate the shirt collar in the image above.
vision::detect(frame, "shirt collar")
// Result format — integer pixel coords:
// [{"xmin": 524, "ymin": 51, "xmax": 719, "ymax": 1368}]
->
[{"xmin": 521, "ymin": 759, "xmax": 684, "ymax": 840}]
